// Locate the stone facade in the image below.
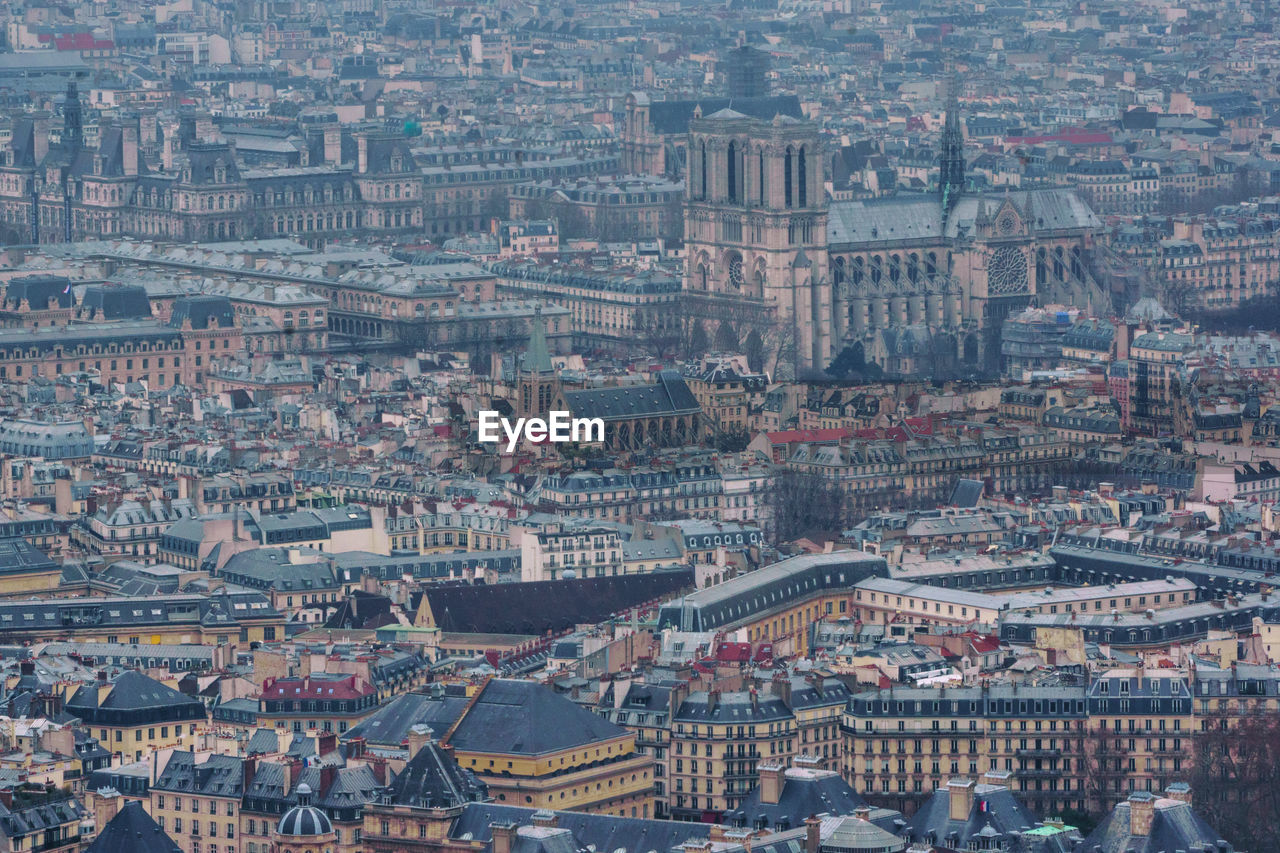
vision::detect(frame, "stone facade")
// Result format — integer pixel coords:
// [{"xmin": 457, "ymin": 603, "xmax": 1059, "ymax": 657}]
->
[{"xmin": 685, "ymin": 106, "xmax": 1108, "ymax": 378}]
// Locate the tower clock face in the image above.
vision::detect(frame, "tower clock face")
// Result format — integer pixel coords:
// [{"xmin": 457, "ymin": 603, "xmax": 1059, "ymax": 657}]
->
[{"xmin": 988, "ymin": 245, "xmax": 1029, "ymax": 295}]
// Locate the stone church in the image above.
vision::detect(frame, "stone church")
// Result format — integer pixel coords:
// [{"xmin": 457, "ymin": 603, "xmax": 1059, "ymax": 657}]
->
[{"xmin": 681, "ymin": 95, "xmax": 1107, "ymax": 378}]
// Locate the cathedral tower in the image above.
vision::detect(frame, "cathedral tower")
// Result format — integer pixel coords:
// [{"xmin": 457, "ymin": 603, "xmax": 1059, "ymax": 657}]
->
[
  {"xmin": 63, "ymin": 81, "xmax": 83, "ymax": 152},
  {"xmin": 683, "ymin": 109, "xmax": 832, "ymax": 377}
]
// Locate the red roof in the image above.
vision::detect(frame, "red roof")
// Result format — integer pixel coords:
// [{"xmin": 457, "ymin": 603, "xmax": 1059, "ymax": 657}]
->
[
  {"xmin": 766, "ymin": 427, "xmax": 850, "ymax": 445},
  {"xmin": 261, "ymin": 674, "xmax": 374, "ymax": 700},
  {"xmin": 53, "ymin": 32, "xmax": 113, "ymax": 50},
  {"xmin": 715, "ymin": 641, "xmax": 753, "ymax": 662}
]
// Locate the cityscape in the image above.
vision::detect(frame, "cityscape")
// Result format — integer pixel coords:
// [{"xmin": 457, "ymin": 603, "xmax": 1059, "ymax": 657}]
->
[{"xmin": 0, "ymin": 0, "xmax": 1273, "ymax": 852}]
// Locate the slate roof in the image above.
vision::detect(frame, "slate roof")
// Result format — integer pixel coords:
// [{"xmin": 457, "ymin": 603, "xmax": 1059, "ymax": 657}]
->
[
  {"xmin": 447, "ymin": 679, "xmax": 630, "ymax": 755},
  {"xmin": 1080, "ymin": 793, "xmax": 1231, "ymax": 853},
  {"xmin": 168, "ymin": 295, "xmax": 235, "ymax": 330},
  {"xmin": 246, "ymin": 728, "xmax": 280, "ymax": 755},
  {"xmin": 85, "ymin": 801, "xmax": 180, "ymax": 853},
  {"xmin": 422, "ymin": 569, "xmax": 693, "ymax": 636},
  {"xmin": 950, "ymin": 478, "xmax": 985, "ymax": 508},
  {"xmin": 79, "ymin": 285, "xmax": 153, "ymax": 319},
  {"xmin": 66, "ymin": 671, "xmax": 207, "ymax": 724},
  {"xmin": 449, "ymin": 803, "xmax": 711, "ymax": 853},
  {"xmin": 563, "ymin": 372, "xmax": 700, "ymax": 422},
  {"xmin": 153, "ymin": 752, "xmax": 245, "ymax": 798},
  {"xmin": 646, "ymin": 95, "xmax": 803, "ymax": 135},
  {"xmin": 4, "ymin": 276, "xmax": 73, "ymax": 310},
  {"xmin": 340, "ymin": 691, "xmax": 470, "ymax": 749},
  {"xmin": 828, "ymin": 188, "xmax": 1099, "ymax": 247},
  {"xmin": 314, "ymin": 766, "xmax": 381, "ymax": 811},
  {"xmin": 905, "ymin": 781, "xmax": 1049, "ymax": 849},
  {"xmin": 0, "ymin": 538, "xmax": 58, "ymax": 577},
  {"xmin": 385, "ymin": 738, "xmax": 487, "ymax": 808},
  {"xmin": 0, "ymin": 794, "xmax": 84, "ymax": 840},
  {"xmin": 725, "ymin": 766, "xmax": 878, "ymax": 829},
  {"xmin": 674, "ymin": 691, "xmax": 792, "ymax": 723}
]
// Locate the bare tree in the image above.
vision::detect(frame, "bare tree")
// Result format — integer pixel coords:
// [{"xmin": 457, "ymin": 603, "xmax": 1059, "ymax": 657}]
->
[
  {"xmin": 482, "ymin": 188, "xmax": 510, "ymax": 222},
  {"xmin": 1190, "ymin": 716, "xmax": 1280, "ymax": 853},
  {"xmin": 686, "ymin": 319, "xmax": 711, "ymax": 359},
  {"xmin": 743, "ymin": 328, "xmax": 766, "ymax": 374},
  {"xmin": 1082, "ymin": 722, "xmax": 1132, "ymax": 817},
  {"xmin": 764, "ymin": 468, "xmax": 847, "ymax": 544},
  {"xmin": 633, "ymin": 300, "xmax": 685, "ymax": 358},
  {"xmin": 660, "ymin": 196, "xmax": 684, "ymax": 243}
]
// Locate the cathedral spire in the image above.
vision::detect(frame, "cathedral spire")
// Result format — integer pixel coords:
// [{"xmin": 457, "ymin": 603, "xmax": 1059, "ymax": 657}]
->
[
  {"xmin": 522, "ymin": 304, "xmax": 554, "ymax": 375},
  {"xmin": 939, "ymin": 75, "xmax": 964, "ymax": 215},
  {"xmin": 63, "ymin": 81, "xmax": 83, "ymax": 152}
]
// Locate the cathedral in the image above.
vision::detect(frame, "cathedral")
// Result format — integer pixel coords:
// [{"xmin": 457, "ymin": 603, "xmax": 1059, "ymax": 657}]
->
[{"xmin": 681, "ymin": 94, "xmax": 1107, "ymax": 378}]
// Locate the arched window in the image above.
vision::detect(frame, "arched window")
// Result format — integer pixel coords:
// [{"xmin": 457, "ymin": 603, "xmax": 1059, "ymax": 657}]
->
[
  {"xmin": 798, "ymin": 146, "xmax": 807, "ymax": 207},
  {"xmin": 784, "ymin": 147, "xmax": 793, "ymax": 208},
  {"xmin": 727, "ymin": 141, "xmax": 737, "ymax": 203},
  {"xmin": 699, "ymin": 141, "xmax": 707, "ymax": 200},
  {"xmin": 758, "ymin": 150, "xmax": 765, "ymax": 205}
]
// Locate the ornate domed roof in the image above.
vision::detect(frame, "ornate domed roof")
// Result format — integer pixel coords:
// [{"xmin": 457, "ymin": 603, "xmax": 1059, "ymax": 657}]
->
[{"xmin": 277, "ymin": 784, "xmax": 333, "ymax": 837}]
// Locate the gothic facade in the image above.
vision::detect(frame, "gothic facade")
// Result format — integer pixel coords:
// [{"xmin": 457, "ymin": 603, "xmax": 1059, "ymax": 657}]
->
[
  {"xmin": 683, "ymin": 109, "xmax": 833, "ymax": 378},
  {"xmin": 682, "ymin": 102, "xmax": 1107, "ymax": 378}
]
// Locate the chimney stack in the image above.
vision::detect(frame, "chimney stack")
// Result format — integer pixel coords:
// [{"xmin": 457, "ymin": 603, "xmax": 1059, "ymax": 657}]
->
[
  {"xmin": 32, "ymin": 113, "xmax": 50, "ymax": 164},
  {"xmin": 242, "ymin": 757, "xmax": 257, "ymax": 791},
  {"xmin": 323, "ymin": 126, "xmax": 341, "ymax": 165},
  {"xmin": 759, "ymin": 762, "xmax": 786, "ymax": 805},
  {"xmin": 491, "ymin": 823, "xmax": 517, "ymax": 853},
  {"xmin": 947, "ymin": 778, "xmax": 975, "ymax": 822},
  {"xmin": 1128, "ymin": 792, "xmax": 1156, "ymax": 836},
  {"xmin": 804, "ymin": 816, "xmax": 821, "ymax": 853},
  {"xmin": 406, "ymin": 724, "xmax": 432, "ymax": 759},
  {"xmin": 357, "ymin": 135, "xmax": 370, "ymax": 174},
  {"xmin": 122, "ymin": 122, "xmax": 139, "ymax": 177},
  {"xmin": 1164, "ymin": 783, "xmax": 1192, "ymax": 805},
  {"xmin": 980, "ymin": 769, "xmax": 1012, "ymax": 789}
]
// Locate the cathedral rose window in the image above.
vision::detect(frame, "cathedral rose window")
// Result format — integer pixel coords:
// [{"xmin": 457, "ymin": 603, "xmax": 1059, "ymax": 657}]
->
[
  {"xmin": 988, "ymin": 246, "xmax": 1029, "ymax": 295},
  {"xmin": 728, "ymin": 256, "xmax": 744, "ymax": 289}
]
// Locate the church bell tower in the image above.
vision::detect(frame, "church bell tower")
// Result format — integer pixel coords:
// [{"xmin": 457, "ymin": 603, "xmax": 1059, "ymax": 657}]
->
[{"xmin": 683, "ymin": 109, "xmax": 832, "ymax": 377}]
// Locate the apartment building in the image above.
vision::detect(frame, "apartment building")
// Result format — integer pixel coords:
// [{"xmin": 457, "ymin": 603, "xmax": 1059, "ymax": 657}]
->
[
  {"xmin": 65, "ymin": 671, "xmax": 208, "ymax": 764},
  {"xmin": 851, "ymin": 578, "xmax": 1006, "ymax": 628},
  {"xmin": 444, "ymin": 679, "xmax": 655, "ymax": 817},
  {"xmin": 151, "ymin": 753, "xmax": 244, "ymax": 850},
  {"xmin": 257, "ymin": 673, "xmax": 380, "ymax": 735},
  {"xmin": 1086, "ymin": 669, "xmax": 1192, "ymax": 814},
  {"xmin": 669, "ymin": 689, "xmax": 796, "ymax": 822},
  {"xmin": 842, "ymin": 684, "xmax": 1087, "ymax": 817}
]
